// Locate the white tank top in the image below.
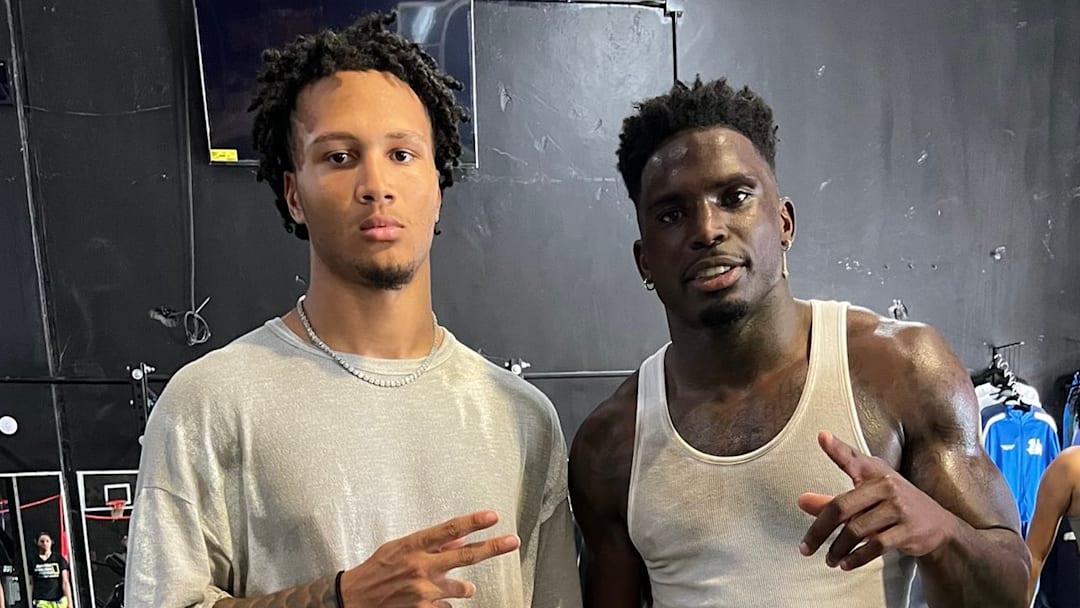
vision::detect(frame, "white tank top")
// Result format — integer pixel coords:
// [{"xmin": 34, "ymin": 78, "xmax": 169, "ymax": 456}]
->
[{"xmin": 628, "ymin": 300, "xmax": 914, "ymax": 607}]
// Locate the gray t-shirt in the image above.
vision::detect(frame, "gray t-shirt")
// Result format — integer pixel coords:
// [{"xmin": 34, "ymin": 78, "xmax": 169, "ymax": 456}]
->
[{"xmin": 126, "ymin": 319, "xmax": 582, "ymax": 608}]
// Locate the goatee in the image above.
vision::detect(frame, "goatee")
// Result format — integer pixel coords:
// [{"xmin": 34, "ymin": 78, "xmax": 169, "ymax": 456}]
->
[
  {"xmin": 357, "ymin": 263, "xmax": 416, "ymax": 291},
  {"xmin": 699, "ymin": 300, "xmax": 750, "ymax": 328}
]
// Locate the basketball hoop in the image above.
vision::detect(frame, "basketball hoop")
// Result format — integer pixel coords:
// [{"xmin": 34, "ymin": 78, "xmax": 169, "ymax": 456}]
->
[{"xmin": 107, "ymin": 500, "xmax": 127, "ymax": 521}]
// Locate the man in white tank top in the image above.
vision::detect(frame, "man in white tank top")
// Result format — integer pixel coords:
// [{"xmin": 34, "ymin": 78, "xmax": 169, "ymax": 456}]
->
[{"xmin": 569, "ymin": 77, "xmax": 1028, "ymax": 607}]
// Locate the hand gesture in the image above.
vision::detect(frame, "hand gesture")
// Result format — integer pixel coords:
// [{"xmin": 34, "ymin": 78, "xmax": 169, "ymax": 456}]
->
[
  {"xmin": 798, "ymin": 431, "xmax": 956, "ymax": 571},
  {"xmin": 342, "ymin": 510, "xmax": 520, "ymax": 607}
]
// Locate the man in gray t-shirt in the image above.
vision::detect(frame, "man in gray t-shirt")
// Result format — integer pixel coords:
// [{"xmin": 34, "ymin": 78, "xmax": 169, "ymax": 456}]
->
[{"xmin": 126, "ymin": 12, "xmax": 581, "ymax": 608}]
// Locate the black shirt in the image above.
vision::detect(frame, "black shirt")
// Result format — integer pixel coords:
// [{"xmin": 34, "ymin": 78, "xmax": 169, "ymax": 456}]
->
[{"xmin": 31, "ymin": 552, "xmax": 68, "ymax": 601}]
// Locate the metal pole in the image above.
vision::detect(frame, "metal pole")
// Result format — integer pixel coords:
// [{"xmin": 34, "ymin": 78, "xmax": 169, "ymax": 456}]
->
[
  {"xmin": 58, "ymin": 476, "xmax": 79, "ymax": 608},
  {"xmin": 524, "ymin": 370, "xmax": 634, "ymax": 380},
  {"xmin": 11, "ymin": 480, "xmax": 30, "ymax": 607},
  {"xmin": 0, "ymin": 377, "xmax": 129, "ymax": 386},
  {"xmin": 76, "ymin": 473, "xmax": 96, "ymax": 608},
  {"xmin": 0, "ymin": 375, "xmax": 169, "ymax": 386}
]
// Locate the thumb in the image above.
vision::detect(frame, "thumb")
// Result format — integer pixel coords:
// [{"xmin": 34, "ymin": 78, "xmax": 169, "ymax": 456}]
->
[{"xmin": 797, "ymin": 492, "xmax": 834, "ymax": 517}]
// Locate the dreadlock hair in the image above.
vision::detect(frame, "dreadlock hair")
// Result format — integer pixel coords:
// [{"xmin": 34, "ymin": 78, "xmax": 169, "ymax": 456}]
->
[
  {"xmin": 616, "ymin": 76, "xmax": 778, "ymax": 202},
  {"xmin": 249, "ymin": 11, "xmax": 469, "ymax": 240}
]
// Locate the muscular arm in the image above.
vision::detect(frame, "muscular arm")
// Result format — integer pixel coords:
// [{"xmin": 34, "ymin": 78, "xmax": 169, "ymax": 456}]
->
[
  {"xmin": 569, "ymin": 378, "xmax": 649, "ymax": 608},
  {"xmin": 890, "ymin": 326, "xmax": 1028, "ymax": 607},
  {"xmin": 1024, "ymin": 448, "xmax": 1078, "ymax": 605}
]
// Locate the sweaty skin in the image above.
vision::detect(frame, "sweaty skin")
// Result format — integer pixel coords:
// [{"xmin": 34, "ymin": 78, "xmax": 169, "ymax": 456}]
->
[{"xmin": 570, "ymin": 126, "xmax": 1028, "ymax": 608}]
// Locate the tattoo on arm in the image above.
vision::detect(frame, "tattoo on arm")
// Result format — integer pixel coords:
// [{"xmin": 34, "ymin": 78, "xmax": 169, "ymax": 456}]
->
[{"xmin": 214, "ymin": 574, "xmax": 337, "ymax": 608}]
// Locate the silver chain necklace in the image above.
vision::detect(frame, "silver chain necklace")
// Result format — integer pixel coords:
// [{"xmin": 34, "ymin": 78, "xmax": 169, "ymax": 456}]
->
[{"xmin": 295, "ymin": 295, "xmax": 441, "ymax": 388}]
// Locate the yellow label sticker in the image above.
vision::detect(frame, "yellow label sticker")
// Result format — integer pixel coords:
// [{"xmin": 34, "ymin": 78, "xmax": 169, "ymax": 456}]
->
[{"xmin": 210, "ymin": 149, "xmax": 239, "ymax": 163}]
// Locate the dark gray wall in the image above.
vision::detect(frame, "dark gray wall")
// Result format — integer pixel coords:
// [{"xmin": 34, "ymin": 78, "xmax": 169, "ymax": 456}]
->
[
  {"xmin": 677, "ymin": 0, "xmax": 1080, "ymax": 410},
  {"xmin": 2, "ymin": 0, "xmax": 1079, "ymax": 569},
  {"xmin": 15, "ymin": 0, "xmax": 197, "ymax": 472},
  {"xmin": 0, "ymin": 0, "xmax": 58, "ymax": 474},
  {"xmin": 432, "ymin": 2, "xmax": 673, "ymax": 438}
]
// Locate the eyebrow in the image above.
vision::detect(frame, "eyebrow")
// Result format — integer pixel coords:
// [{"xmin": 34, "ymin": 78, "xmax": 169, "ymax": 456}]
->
[
  {"xmin": 308, "ymin": 130, "xmax": 428, "ymax": 147},
  {"xmin": 643, "ymin": 172, "xmax": 758, "ymax": 209},
  {"xmin": 711, "ymin": 172, "xmax": 758, "ymax": 189},
  {"xmin": 386, "ymin": 130, "xmax": 427, "ymax": 142},
  {"xmin": 308, "ymin": 132, "xmax": 359, "ymax": 147}
]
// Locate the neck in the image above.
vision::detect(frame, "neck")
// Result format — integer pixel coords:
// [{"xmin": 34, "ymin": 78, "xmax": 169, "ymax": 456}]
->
[
  {"xmin": 287, "ymin": 256, "xmax": 437, "ymax": 359},
  {"xmin": 39, "ymin": 549, "xmax": 50, "ymax": 558},
  {"xmin": 666, "ymin": 282, "xmax": 806, "ymax": 389}
]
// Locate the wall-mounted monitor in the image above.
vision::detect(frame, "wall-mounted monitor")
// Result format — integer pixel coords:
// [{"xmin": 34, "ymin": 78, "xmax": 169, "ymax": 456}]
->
[{"xmin": 194, "ymin": 0, "xmax": 477, "ymax": 166}]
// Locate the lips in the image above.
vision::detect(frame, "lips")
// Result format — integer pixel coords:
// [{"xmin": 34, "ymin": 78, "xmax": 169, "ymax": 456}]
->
[
  {"xmin": 685, "ymin": 255, "xmax": 746, "ymax": 292},
  {"xmin": 685, "ymin": 256, "xmax": 745, "ymax": 281},
  {"xmin": 359, "ymin": 216, "xmax": 404, "ymax": 242},
  {"xmin": 360, "ymin": 216, "xmax": 403, "ymax": 230},
  {"xmin": 695, "ymin": 265, "xmax": 734, "ymax": 280},
  {"xmin": 691, "ymin": 266, "xmax": 743, "ymax": 291}
]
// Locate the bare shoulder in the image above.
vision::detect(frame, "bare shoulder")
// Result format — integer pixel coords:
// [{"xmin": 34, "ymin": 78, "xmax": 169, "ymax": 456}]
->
[
  {"xmin": 1049, "ymin": 446, "xmax": 1080, "ymax": 475},
  {"xmin": 569, "ymin": 373, "xmax": 640, "ymax": 516},
  {"xmin": 845, "ymin": 305, "xmax": 977, "ymax": 440},
  {"xmin": 571, "ymin": 373, "xmax": 640, "ymax": 475},
  {"xmin": 846, "ymin": 305, "xmax": 959, "ymax": 370},
  {"xmin": 1048, "ymin": 447, "xmax": 1080, "ymax": 512}
]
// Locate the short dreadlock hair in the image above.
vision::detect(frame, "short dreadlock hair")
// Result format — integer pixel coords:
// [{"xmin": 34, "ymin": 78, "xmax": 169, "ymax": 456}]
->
[
  {"xmin": 250, "ymin": 11, "xmax": 469, "ymax": 240},
  {"xmin": 616, "ymin": 76, "xmax": 778, "ymax": 202}
]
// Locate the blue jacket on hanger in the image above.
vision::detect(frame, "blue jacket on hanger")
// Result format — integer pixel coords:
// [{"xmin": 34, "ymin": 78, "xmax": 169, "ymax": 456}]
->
[{"xmin": 983, "ymin": 404, "xmax": 1061, "ymax": 535}]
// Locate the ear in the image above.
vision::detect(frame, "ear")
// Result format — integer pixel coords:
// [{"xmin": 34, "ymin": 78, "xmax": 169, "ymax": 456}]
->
[
  {"xmin": 780, "ymin": 197, "xmax": 796, "ymax": 244},
  {"xmin": 633, "ymin": 239, "xmax": 650, "ymax": 281},
  {"xmin": 284, "ymin": 171, "xmax": 306, "ymax": 226},
  {"xmin": 434, "ymin": 180, "xmax": 443, "ymax": 225}
]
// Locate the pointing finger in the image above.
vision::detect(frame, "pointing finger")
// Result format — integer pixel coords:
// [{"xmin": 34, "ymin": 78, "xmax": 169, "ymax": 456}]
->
[{"xmin": 818, "ymin": 431, "xmax": 888, "ymax": 483}]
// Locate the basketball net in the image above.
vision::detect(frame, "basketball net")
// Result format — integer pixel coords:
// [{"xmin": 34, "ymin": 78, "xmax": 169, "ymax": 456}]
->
[{"xmin": 107, "ymin": 500, "xmax": 127, "ymax": 522}]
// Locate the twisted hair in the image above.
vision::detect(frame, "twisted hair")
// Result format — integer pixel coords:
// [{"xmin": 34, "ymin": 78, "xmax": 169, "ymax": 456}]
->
[
  {"xmin": 249, "ymin": 12, "xmax": 469, "ymax": 240},
  {"xmin": 617, "ymin": 76, "xmax": 778, "ymax": 201}
]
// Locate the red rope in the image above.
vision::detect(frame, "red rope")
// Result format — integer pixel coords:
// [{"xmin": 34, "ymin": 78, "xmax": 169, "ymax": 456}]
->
[
  {"xmin": 84, "ymin": 514, "xmax": 131, "ymax": 521},
  {"xmin": 19, "ymin": 494, "xmax": 60, "ymax": 510},
  {"xmin": 59, "ymin": 501, "xmax": 69, "ymax": 561}
]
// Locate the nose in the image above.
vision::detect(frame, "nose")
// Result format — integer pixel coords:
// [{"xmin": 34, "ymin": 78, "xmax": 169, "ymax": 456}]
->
[
  {"xmin": 689, "ymin": 200, "xmax": 728, "ymax": 250},
  {"xmin": 355, "ymin": 156, "xmax": 395, "ymax": 205}
]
